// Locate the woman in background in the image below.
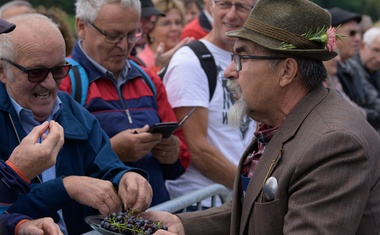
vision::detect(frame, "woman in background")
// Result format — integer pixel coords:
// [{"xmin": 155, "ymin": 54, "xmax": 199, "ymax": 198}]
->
[
  {"xmin": 183, "ymin": 0, "xmax": 202, "ymax": 24},
  {"xmin": 138, "ymin": 0, "xmax": 193, "ymax": 74}
]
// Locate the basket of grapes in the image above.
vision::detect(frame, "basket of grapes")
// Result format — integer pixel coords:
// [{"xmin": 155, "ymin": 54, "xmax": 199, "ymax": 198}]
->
[{"xmin": 85, "ymin": 210, "xmax": 168, "ymax": 235}]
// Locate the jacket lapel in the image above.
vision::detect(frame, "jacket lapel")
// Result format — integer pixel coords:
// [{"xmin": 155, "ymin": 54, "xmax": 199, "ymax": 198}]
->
[{"xmin": 238, "ymin": 85, "xmax": 329, "ymax": 234}]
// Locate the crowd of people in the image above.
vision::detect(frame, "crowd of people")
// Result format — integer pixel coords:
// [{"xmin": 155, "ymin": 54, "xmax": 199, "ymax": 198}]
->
[{"xmin": 0, "ymin": 0, "xmax": 380, "ymax": 234}]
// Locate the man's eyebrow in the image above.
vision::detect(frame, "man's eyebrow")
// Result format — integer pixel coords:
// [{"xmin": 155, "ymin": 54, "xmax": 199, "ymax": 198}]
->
[{"xmin": 234, "ymin": 45, "xmax": 247, "ymax": 54}]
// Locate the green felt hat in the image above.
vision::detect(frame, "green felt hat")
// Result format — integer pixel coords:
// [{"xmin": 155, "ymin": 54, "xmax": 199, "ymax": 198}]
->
[{"xmin": 226, "ymin": 0, "xmax": 338, "ymax": 61}]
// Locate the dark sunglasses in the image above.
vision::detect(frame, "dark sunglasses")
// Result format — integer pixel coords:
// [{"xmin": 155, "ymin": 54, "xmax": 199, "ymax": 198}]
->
[{"xmin": 1, "ymin": 58, "xmax": 72, "ymax": 83}]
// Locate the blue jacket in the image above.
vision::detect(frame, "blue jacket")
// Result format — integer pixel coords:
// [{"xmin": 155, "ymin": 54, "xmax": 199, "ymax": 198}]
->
[
  {"xmin": 0, "ymin": 83, "xmax": 148, "ymax": 235},
  {"xmin": 60, "ymin": 42, "xmax": 191, "ymax": 206},
  {"xmin": 0, "ymin": 160, "xmax": 31, "ymax": 235}
]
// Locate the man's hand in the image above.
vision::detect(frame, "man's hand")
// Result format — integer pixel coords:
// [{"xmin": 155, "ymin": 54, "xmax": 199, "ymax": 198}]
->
[
  {"xmin": 111, "ymin": 125, "xmax": 162, "ymax": 162},
  {"xmin": 141, "ymin": 211, "xmax": 185, "ymax": 235},
  {"xmin": 118, "ymin": 171, "xmax": 152, "ymax": 212},
  {"xmin": 63, "ymin": 176, "xmax": 123, "ymax": 215},
  {"xmin": 152, "ymin": 135, "xmax": 180, "ymax": 164},
  {"xmin": 17, "ymin": 217, "xmax": 63, "ymax": 235},
  {"xmin": 8, "ymin": 120, "xmax": 64, "ymax": 179}
]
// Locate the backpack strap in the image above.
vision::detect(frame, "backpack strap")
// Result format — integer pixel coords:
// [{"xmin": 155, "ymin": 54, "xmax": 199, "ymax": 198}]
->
[
  {"xmin": 65, "ymin": 57, "xmax": 89, "ymax": 106},
  {"xmin": 186, "ymin": 40, "xmax": 217, "ymax": 102},
  {"xmin": 129, "ymin": 60, "xmax": 157, "ymax": 97},
  {"xmin": 158, "ymin": 40, "xmax": 217, "ymax": 102}
]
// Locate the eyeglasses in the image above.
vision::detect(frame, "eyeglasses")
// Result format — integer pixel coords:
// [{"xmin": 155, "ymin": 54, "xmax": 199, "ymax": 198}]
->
[
  {"xmin": 1, "ymin": 58, "xmax": 72, "ymax": 83},
  {"xmin": 214, "ymin": 0, "xmax": 254, "ymax": 13},
  {"xmin": 88, "ymin": 21, "xmax": 143, "ymax": 44},
  {"xmin": 231, "ymin": 54, "xmax": 286, "ymax": 71}
]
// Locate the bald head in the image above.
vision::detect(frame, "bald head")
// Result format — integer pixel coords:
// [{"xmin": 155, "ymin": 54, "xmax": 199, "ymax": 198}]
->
[{"xmin": 3, "ymin": 13, "xmax": 65, "ymax": 61}]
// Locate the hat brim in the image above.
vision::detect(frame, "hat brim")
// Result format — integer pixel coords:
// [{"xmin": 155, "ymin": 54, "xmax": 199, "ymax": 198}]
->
[
  {"xmin": 0, "ymin": 18, "xmax": 15, "ymax": 34},
  {"xmin": 227, "ymin": 28, "xmax": 337, "ymax": 61},
  {"xmin": 141, "ymin": 7, "xmax": 165, "ymax": 17}
]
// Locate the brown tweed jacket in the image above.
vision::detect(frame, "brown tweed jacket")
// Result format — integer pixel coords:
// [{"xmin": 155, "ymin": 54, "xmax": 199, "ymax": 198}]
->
[{"xmin": 178, "ymin": 85, "xmax": 380, "ymax": 235}]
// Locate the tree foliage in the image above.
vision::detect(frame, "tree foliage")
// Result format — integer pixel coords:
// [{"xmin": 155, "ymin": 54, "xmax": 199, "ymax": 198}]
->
[
  {"xmin": 0, "ymin": 0, "xmax": 75, "ymax": 15},
  {"xmin": 0, "ymin": 0, "xmax": 378, "ymax": 22}
]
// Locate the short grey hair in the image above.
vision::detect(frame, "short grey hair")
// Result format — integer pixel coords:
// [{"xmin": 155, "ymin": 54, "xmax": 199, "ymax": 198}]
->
[
  {"xmin": 75, "ymin": 0, "xmax": 141, "ymax": 22},
  {"xmin": 263, "ymin": 47, "xmax": 327, "ymax": 90},
  {"xmin": 0, "ymin": 0, "xmax": 33, "ymax": 18},
  {"xmin": 362, "ymin": 27, "xmax": 380, "ymax": 46}
]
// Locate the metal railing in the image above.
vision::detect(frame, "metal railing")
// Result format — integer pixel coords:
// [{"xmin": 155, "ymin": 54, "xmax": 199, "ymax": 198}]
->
[{"xmin": 147, "ymin": 183, "xmax": 232, "ymax": 213}]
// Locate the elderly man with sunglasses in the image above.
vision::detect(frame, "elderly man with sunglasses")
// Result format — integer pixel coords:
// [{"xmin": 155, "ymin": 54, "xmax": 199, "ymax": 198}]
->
[
  {"xmin": 59, "ymin": 0, "xmax": 190, "ymax": 207},
  {"xmin": 0, "ymin": 13, "xmax": 153, "ymax": 235}
]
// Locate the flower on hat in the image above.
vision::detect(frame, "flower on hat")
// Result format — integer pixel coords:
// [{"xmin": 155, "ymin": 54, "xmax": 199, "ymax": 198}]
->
[{"xmin": 279, "ymin": 26, "xmax": 344, "ymax": 52}]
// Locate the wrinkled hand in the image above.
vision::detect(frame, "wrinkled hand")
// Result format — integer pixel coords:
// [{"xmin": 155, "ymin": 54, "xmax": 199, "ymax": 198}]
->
[
  {"xmin": 141, "ymin": 211, "xmax": 184, "ymax": 235},
  {"xmin": 118, "ymin": 171, "xmax": 152, "ymax": 213},
  {"xmin": 8, "ymin": 120, "xmax": 64, "ymax": 179},
  {"xmin": 63, "ymin": 176, "xmax": 122, "ymax": 215},
  {"xmin": 153, "ymin": 230, "xmax": 179, "ymax": 235},
  {"xmin": 17, "ymin": 217, "xmax": 63, "ymax": 235},
  {"xmin": 111, "ymin": 125, "xmax": 162, "ymax": 162},
  {"xmin": 152, "ymin": 135, "xmax": 180, "ymax": 164},
  {"xmin": 154, "ymin": 37, "xmax": 195, "ymax": 68}
]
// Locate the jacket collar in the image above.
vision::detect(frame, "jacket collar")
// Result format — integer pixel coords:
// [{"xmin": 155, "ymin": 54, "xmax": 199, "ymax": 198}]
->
[
  {"xmin": 71, "ymin": 41, "xmax": 142, "ymax": 83},
  {"xmin": 0, "ymin": 83, "xmax": 89, "ymax": 140}
]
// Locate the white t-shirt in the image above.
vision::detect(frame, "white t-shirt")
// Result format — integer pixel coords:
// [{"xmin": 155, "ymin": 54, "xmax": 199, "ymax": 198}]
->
[{"xmin": 163, "ymin": 40, "xmax": 256, "ymax": 206}]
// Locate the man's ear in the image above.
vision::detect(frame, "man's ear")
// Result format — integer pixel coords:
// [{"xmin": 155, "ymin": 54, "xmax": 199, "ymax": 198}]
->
[
  {"xmin": 76, "ymin": 18, "xmax": 86, "ymax": 40},
  {"xmin": 0, "ymin": 66, "xmax": 8, "ymax": 84},
  {"xmin": 278, "ymin": 58, "xmax": 298, "ymax": 87}
]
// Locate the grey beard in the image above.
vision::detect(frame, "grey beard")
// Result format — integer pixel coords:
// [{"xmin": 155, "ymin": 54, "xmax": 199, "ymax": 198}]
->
[{"xmin": 228, "ymin": 96, "xmax": 250, "ymax": 129}]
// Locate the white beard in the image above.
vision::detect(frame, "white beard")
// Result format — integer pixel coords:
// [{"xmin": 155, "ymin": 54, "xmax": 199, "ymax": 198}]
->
[{"xmin": 227, "ymin": 80, "xmax": 250, "ymax": 129}]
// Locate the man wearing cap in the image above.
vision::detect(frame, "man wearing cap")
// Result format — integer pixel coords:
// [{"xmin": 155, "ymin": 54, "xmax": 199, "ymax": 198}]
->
[
  {"xmin": 0, "ymin": 18, "xmax": 63, "ymax": 235},
  {"xmin": 328, "ymin": 7, "xmax": 362, "ymax": 63},
  {"xmin": 330, "ymin": 7, "xmax": 380, "ymax": 131},
  {"xmin": 143, "ymin": 0, "xmax": 380, "ymax": 234},
  {"xmin": 129, "ymin": 0, "xmax": 165, "ymax": 66}
]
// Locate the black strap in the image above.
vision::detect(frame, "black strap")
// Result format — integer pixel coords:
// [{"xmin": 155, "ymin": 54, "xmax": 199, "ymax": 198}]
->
[
  {"xmin": 158, "ymin": 40, "xmax": 217, "ymax": 102},
  {"xmin": 186, "ymin": 40, "xmax": 217, "ymax": 101},
  {"xmin": 198, "ymin": 11, "xmax": 212, "ymax": 32},
  {"xmin": 71, "ymin": 65, "xmax": 82, "ymax": 104}
]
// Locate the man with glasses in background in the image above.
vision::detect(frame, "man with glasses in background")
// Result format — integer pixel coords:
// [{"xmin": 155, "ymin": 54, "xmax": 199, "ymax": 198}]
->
[
  {"xmin": 162, "ymin": 0, "xmax": 256, "ymax": 209},
  {"xmin": 329, "ymin": 7, "xmax": 380, "ymax": 132},
  {"xmin": 347, "ymin": 27, "xmax": 380, "ymax": 95},
  {"xmin": 0, "ymin": 13, "xmax": 153, "ymax": 235},
  {"xmin": 59, "ymin": 0, "xmax": 190, "ymax": 207}
]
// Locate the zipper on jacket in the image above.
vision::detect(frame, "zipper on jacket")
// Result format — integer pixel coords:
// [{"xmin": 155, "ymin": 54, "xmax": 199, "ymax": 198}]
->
[{"xmin": 125, "ymin": 109, "xmax": 133, "ymax": 124}]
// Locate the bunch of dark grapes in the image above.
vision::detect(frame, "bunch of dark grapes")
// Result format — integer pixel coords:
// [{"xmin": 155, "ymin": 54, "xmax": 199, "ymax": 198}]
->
[{"xmin": 100, "ymin": 210, "xmax": 168, "ymax": 235}]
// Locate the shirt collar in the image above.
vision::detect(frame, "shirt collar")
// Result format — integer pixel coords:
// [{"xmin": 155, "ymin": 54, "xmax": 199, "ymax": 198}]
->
[
  {"xmin": 8, "ymin": 93, "xmax": 62, "ymax": 134},
  {"xmin": 77, "ymin": 40, "xmax": 130, "ymax": 83}
]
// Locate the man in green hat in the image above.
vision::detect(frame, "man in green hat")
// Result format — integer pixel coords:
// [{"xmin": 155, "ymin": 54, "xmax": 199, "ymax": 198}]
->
[{"xmin": 142, "ymin": 0, "xmax": 380, "ymax": 234}]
